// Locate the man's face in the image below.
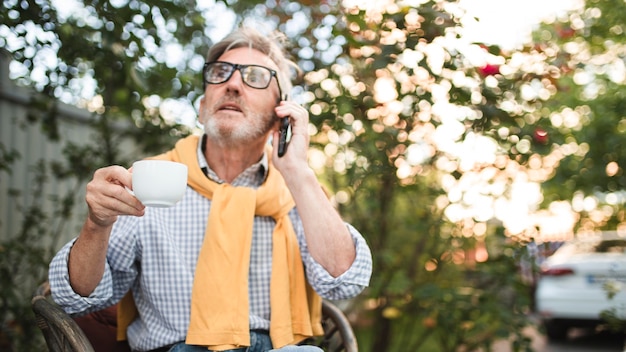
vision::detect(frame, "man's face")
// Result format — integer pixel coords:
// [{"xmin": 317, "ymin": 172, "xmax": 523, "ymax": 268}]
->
[{"xmin": 199, "ymin": 47, "xmax": 281, "ymax": 147}]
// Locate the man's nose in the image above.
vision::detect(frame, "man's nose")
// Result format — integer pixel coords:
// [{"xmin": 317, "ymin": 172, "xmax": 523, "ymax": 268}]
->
[{"xmin": 224, "ymin": 69, "xmax": 244, "ymax": 93}]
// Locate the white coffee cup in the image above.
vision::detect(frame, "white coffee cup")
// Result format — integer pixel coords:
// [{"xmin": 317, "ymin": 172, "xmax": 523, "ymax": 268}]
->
[{"xmin": 131, "ymin": 160, "xmax": 188, "ymax": 207}]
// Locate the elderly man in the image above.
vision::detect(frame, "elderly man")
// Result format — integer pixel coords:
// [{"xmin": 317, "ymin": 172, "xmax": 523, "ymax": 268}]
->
[{"xmin": 49, "ymin": 27, "xmax": 372, "ymax": 352}]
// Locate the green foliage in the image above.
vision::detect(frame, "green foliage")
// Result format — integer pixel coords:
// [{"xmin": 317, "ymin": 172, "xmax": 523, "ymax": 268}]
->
[
  {"xmin": 291, "ymin": 3, "xmax": 537, "ymax": 349},
  {"xmin": 353, "ymin": 232, "xmax": 534, "ymax": 352},
  {"xmin": 600, "ymin": 278, "xmax": 626, "ymax": 335},
  {"xmin": 533, "ymin": 0, "xmax": 626, "ymax": 229}
]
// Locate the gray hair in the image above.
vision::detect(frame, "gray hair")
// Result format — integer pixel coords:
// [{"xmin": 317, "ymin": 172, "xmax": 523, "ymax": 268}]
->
[{"xmin": 205, "ymin": 27, "xmax": 299, "ymax": 97}]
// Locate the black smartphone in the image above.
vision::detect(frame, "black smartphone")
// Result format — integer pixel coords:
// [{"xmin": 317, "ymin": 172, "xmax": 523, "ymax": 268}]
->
[{"xmin": 277, "ymin": 95, "xmax": 290, "ymax": 157}]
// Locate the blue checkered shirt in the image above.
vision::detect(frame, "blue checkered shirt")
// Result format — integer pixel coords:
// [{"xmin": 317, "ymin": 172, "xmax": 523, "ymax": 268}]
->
[{"xmin": 49, "ymin": 139, "xmax": 373, "ymax": 351}]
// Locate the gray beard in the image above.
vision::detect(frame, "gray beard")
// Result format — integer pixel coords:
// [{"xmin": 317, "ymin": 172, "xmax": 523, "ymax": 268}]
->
[{"xmin": 202, "ymin": 111, "xmax": 275, "ymax": 147}]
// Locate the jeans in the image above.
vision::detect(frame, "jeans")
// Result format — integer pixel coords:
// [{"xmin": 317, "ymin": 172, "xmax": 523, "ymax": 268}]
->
[{"xmin": 167, "ymin": 331, "xmax": 323, "ymax": 352}]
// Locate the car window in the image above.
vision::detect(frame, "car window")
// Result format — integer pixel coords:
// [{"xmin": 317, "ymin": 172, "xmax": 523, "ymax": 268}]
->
[
  {"xmin": 563, "ymin": 241, "xmax": 597, "ymax": 255},
  {"xmin": 549, "ymin": 233, "xmax": 626, "ymax": 257},
  {"xmin": 594, "ymin": 239, "xmax": 626, "ymax": 253}
]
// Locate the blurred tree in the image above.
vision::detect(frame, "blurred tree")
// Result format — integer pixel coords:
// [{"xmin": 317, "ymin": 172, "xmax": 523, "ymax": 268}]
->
[
  {"xmin": 528, "ymin": 0, "xmax": 626, "ymax": 232},
  {"xmin": 1, "ymin": 0, "xmax": 209, "ymax": 156},
  {"xmin": 285, "ymin": 3, "xmax": 535, "ymax": 350}
]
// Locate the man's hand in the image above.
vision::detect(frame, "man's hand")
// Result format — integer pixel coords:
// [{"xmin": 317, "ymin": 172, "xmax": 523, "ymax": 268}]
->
[
  {"xmin": 85, "ymin": 165, "xmax": 145, "ymax": 228},
  {"xmin": 271, "ymin": 100, "xmax": 311, "ymax": 178}
]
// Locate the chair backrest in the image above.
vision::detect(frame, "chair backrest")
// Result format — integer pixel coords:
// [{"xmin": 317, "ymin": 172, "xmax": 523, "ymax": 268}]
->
[
  {"xmin": 31, "ymin": 282, "xmax": 95, "ymax": 352},
  {"xmin": 33, "ymin": 281, "xmax": 358, "ymax": 352}
]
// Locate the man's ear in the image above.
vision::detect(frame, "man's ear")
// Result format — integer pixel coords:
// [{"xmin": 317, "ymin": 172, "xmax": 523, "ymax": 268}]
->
[{"xmin": 197, "ymin": 96, "xmax": 206, "ymax": 123}]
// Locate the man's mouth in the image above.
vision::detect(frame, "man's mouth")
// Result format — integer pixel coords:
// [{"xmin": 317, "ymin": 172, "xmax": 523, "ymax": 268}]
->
[{"xmin": 217, "ymin": 103, "xmax": 242, "ymax": 113}]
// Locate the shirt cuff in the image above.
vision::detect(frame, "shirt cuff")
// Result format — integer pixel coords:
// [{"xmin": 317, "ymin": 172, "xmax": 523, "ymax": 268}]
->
[{"xmin": 48, "ymin": 239, "xmax": 114, "ymax": 315}]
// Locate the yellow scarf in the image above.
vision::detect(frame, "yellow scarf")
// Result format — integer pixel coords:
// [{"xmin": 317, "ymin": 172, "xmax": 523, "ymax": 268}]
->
[{"xmin": 117, "ymin": 135, "xmax": 322, "ymax": 350}]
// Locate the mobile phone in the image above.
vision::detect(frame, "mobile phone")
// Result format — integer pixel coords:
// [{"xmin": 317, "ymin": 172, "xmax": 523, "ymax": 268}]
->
[{"xmin": 277, "ymin": 95, "xmax": 290, "ymax": 157}]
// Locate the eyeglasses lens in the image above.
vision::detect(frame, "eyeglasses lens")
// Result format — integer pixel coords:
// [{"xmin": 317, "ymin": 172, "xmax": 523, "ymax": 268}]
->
[{"xmin": 205, "ymin": 62, "xmax": 272, "ymax": 89}]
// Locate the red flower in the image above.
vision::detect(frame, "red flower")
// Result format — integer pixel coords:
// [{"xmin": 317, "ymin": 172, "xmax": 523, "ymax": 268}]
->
[
  {"xmin": 557, "ymin": 26, "xmax": 575, "ymax": 39},
  {"xmin": 533, "ymin": 127, "xmax": 549, "ymax": 144},
  {"xmin": 478, "ymin": 64, "xmax": 500, "ymax": 77}
]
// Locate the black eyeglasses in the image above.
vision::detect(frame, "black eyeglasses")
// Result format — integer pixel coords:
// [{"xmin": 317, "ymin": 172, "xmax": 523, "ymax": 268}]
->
[{"xmin": 203, "ymin": 61, "xmax": 282, "ymax": 97}]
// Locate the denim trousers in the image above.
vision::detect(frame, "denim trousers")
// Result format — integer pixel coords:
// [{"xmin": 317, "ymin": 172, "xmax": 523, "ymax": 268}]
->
[{"xmin": 167, "ymin": 331, "xmax": 323, "ymax": 352}]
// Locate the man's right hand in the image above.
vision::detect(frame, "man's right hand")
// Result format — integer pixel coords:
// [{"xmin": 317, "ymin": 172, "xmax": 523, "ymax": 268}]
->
[{"xmin": 85, "ymin": 165, "xmax": 145, "ymax": 228}]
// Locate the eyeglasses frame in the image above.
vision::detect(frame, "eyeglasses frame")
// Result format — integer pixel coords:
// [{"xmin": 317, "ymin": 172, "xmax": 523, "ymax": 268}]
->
[{"xmin": 202, "ymin": 61, "xmax": 283, "ymax": 99}]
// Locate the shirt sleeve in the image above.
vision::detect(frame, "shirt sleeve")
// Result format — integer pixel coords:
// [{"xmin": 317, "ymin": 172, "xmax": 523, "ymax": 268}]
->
[
  {"xmin": 48, "ymin": 239, "xmax": 116, "ymax": 316},
  {"xmin": 48, "ymin": 215, "xmax": 140, "ymax": 316},
  {"xmin": 290, "ymin": 209, "xmax": 373, "ymax": 300}
]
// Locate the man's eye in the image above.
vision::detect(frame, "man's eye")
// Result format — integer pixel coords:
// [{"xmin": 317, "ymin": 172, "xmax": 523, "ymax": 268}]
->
[
  {"xmin": 247, "ymin": 73, "xmax": 261, "ymax": 83},
  {"xmin": 247, "ymin": 69, "xmax": 267, "ymax": 83},
  {"xmin": 212, "ymin": 68, "xmax": 231, "ymax": 80}
]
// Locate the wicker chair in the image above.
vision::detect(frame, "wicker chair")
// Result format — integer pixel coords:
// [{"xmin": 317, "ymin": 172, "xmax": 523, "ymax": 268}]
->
[
  {"xmin": 308, "ymin": 299, "xmax": 358, "ymax": 352},
  {"xmin": 32, "ymin": 282, "xmax": 358, "ymax": 352},
  {"xmin": 31, "ymin": 282, "xmax": 94, "ymax": 352}
]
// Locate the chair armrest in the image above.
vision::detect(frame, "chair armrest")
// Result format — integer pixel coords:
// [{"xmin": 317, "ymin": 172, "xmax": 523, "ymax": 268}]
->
[
  {"xmin": 32, "ymin": 282, "xmax": 95, "ymax": 352},
  {"xmin": 318, "ymin": 300, "xmax": 359, "ymax": 352}
]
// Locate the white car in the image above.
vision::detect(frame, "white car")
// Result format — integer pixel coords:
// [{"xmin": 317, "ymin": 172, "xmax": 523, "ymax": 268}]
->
[{"xmin": 535, "ymin": 231, "xmax": 626, "ymax": 339}]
